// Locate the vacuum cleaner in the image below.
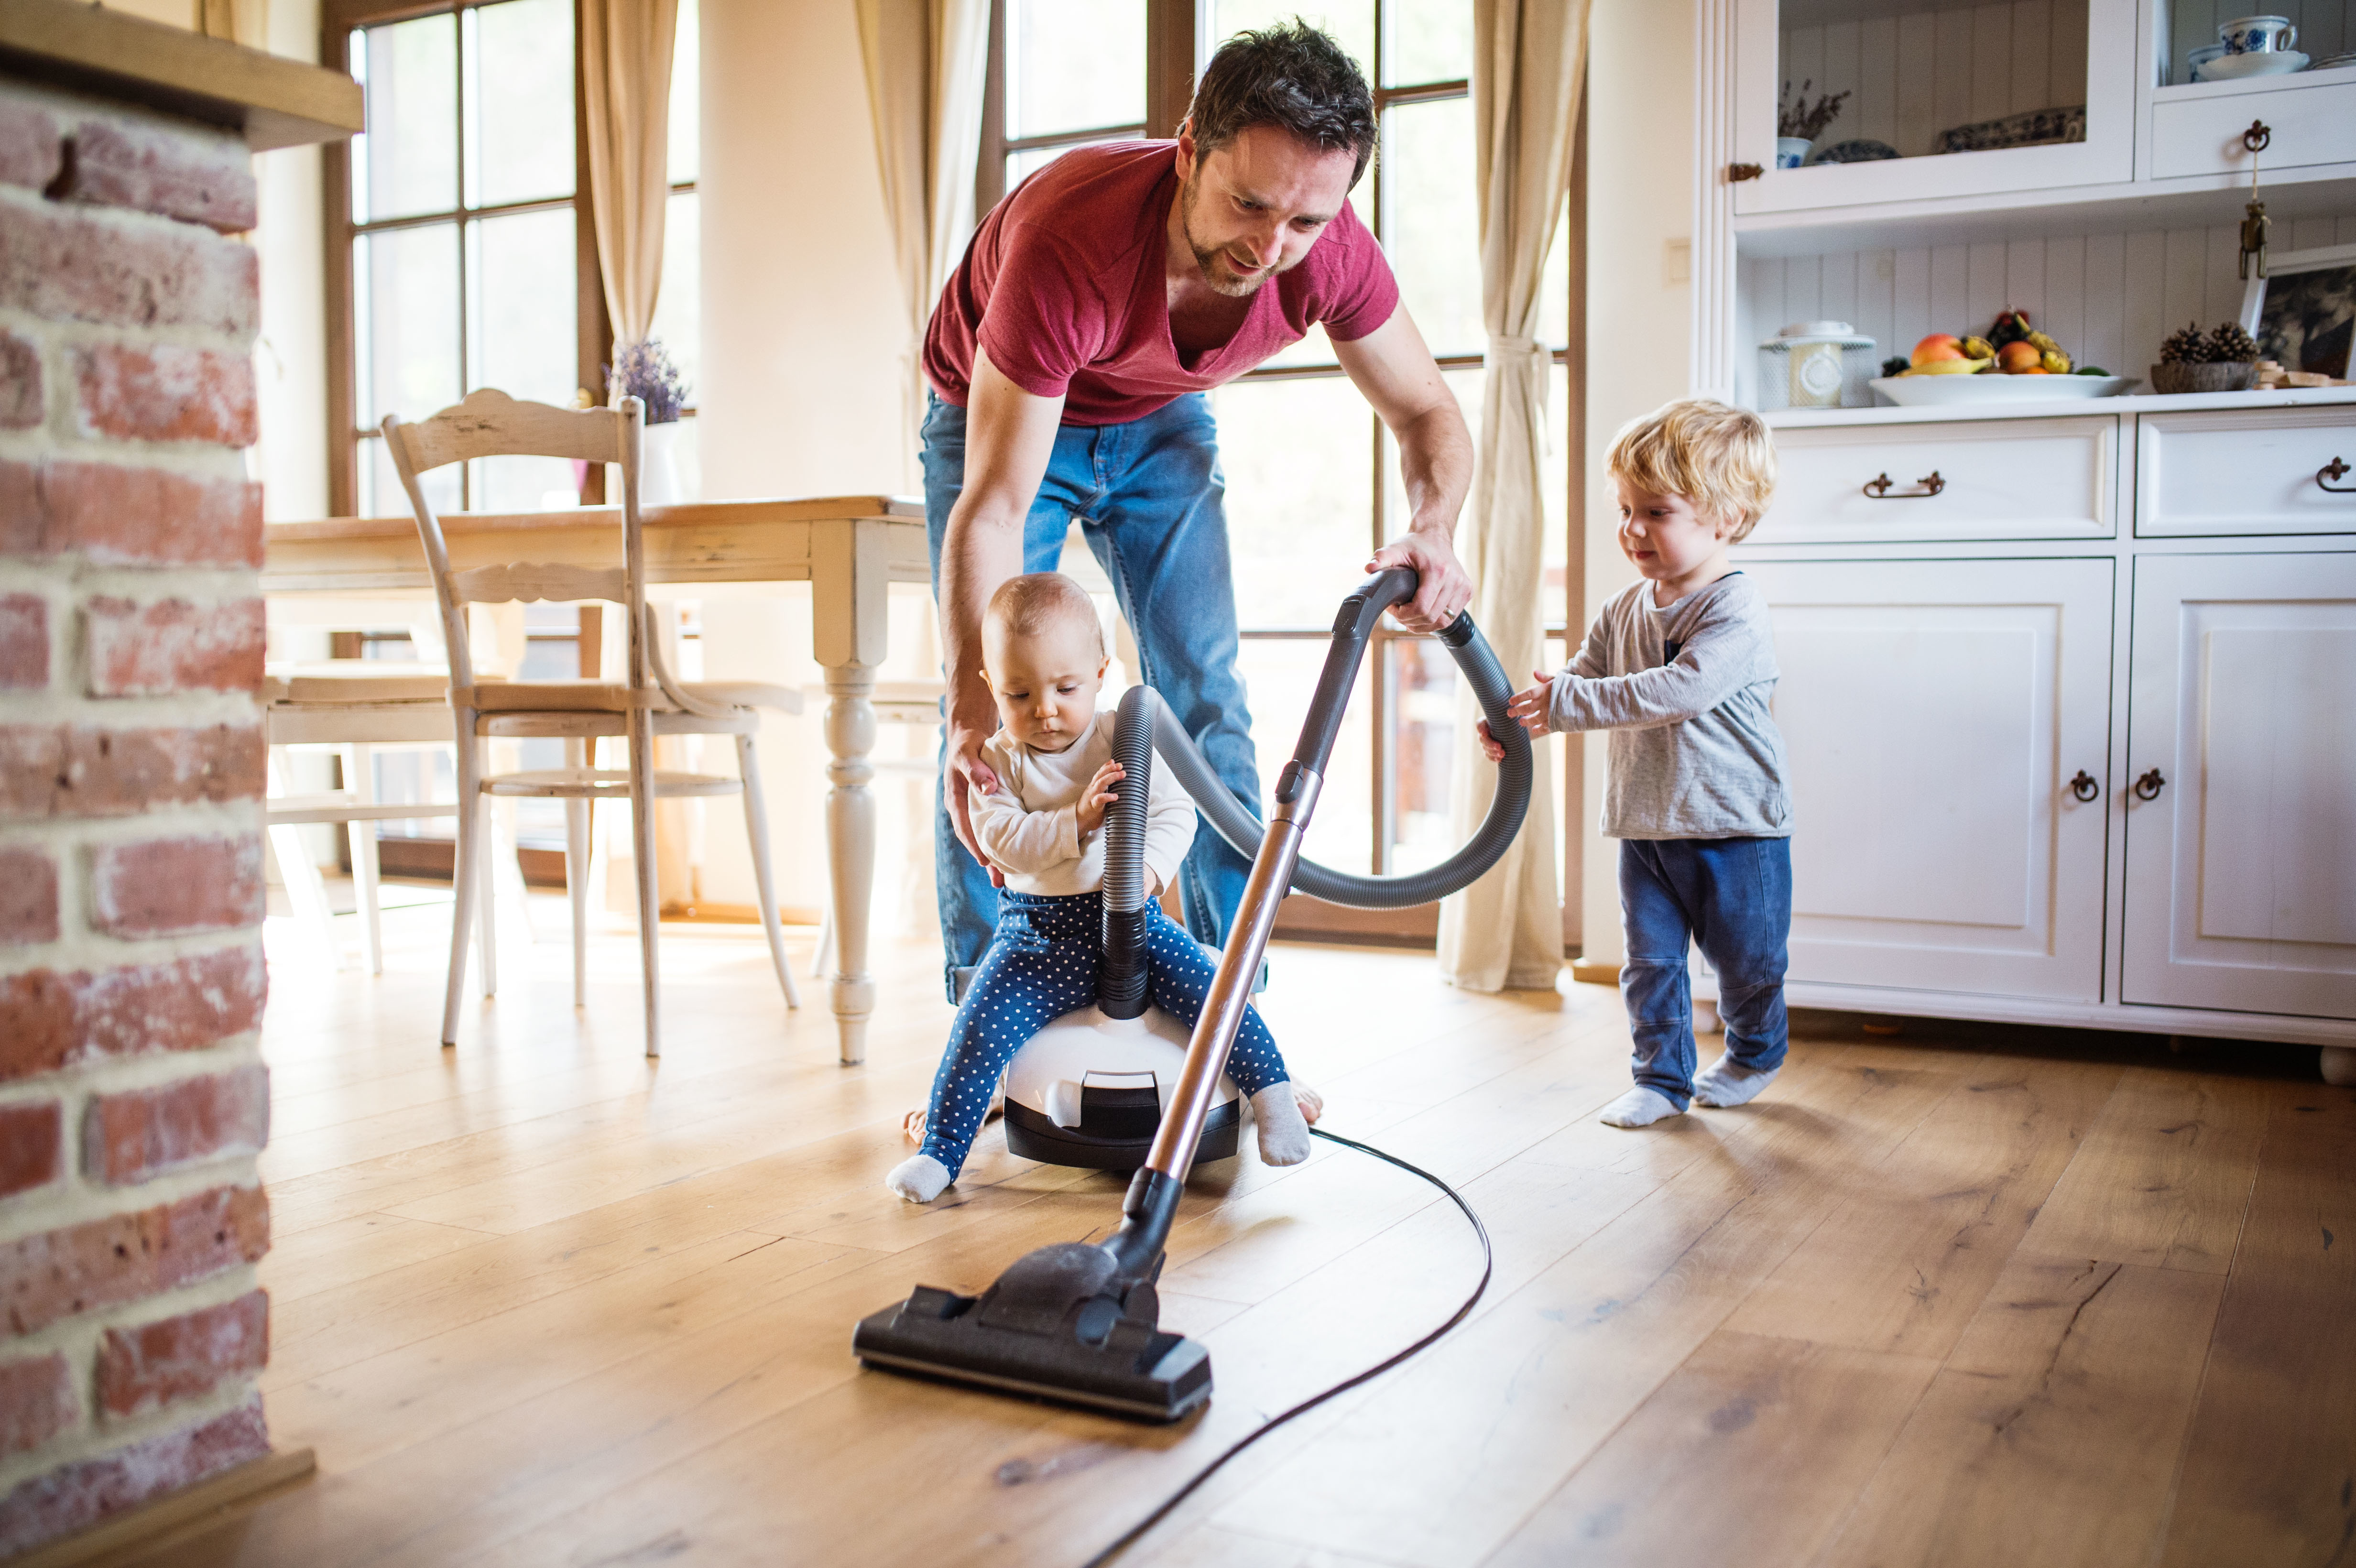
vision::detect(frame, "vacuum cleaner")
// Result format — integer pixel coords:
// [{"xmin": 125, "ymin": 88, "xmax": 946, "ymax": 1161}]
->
[{"xmin": 851, "ymin": 566, "xmax": 1532, "ymax": 1422}]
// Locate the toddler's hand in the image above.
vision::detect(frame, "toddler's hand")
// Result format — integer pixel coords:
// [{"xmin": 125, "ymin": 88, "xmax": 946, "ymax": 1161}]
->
[
  {"xmin": 1478, "ymin": 671, "xmax": 1556, "ymax": 760},
  {"xmin": 1075, "ymin": 761, "xmax": 1125, "ymax": 835}
]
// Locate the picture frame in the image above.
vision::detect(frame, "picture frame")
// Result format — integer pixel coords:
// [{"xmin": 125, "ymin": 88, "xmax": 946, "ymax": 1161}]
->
[{"xmin": 2239, "ymin": 243, "xmax": 2356, "ymax": 381}]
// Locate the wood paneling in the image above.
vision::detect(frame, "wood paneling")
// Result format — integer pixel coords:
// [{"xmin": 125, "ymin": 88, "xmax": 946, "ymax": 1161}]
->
[{"xmin": 1782, "ymin": 0, "xmax": 2090, "ymax": 159}]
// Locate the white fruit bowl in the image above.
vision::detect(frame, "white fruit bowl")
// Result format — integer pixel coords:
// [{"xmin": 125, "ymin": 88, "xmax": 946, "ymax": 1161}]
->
[{"xmin": 1869, "ymin": 373, "xmax": 2137, "ymax": 407}]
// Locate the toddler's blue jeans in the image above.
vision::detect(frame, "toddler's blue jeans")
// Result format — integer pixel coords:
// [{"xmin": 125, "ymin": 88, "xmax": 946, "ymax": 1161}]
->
[
  {"xmin": 1617, "ymin": 837, "xmax": 1792, "ymax": 1109},
  {"xmin": 918, "ymin": 890, "xmax": 1288, "ymax": 1181}
]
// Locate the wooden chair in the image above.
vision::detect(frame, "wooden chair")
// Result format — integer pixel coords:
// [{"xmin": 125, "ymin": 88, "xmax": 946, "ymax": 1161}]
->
[{"xmin": 383, "ymin": 388, "xmax": 803, "ymax": 1054}]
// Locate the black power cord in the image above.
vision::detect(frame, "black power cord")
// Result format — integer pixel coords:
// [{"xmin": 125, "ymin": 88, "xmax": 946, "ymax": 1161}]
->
[{"xmin": 1079, "ymin": 1127, "xmax": 1494, "ymax": 1568}]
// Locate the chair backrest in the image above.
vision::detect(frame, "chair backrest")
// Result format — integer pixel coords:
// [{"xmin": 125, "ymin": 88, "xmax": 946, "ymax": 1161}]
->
[{"xmin": 382, "ymin": 388, "xmax": 646, "ymax": 699}]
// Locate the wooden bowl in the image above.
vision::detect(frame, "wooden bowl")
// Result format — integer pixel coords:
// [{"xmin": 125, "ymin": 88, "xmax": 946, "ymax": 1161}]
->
[{"xmin": 2149, "ymin": 361, "xmax": 2257, "ymax": 394}]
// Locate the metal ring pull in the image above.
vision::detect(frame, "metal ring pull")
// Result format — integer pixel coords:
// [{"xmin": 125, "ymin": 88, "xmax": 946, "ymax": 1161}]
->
[
  {"xmin": 2243, "ymin": 120, "xmax": 2271, "ymax": 153},
  {"xmin": 2321, "ymin": 457, "xmax": 2354, "ymax": 494},
  {"xmin": 1863, "ymin": 471, "xmax": 1945, "ymax": 500},
  {"xmin": 2069, "ymin": 770, "xmax": 2099, "ymax": 802},
  {"xmin": 2133, "ymin": 768, "xmax": 2166, "ymax": 800}
]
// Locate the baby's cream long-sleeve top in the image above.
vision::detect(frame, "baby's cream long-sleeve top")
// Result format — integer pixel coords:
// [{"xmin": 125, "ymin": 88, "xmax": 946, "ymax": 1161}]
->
[{"xmin": 971, "ymin": 707, "xmax": 1198, "ymax": 896}]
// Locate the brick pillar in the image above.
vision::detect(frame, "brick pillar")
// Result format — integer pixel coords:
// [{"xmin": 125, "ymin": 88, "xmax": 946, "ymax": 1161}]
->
[{"xmin": 0, "ymin": 76, "xmax": 277, "ymax": 1557}]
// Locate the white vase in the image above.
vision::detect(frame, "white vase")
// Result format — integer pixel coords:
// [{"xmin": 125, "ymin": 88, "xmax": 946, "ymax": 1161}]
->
[{"xmin": 638, "ymin": 421, "xmax": 684, "ymax": 506}]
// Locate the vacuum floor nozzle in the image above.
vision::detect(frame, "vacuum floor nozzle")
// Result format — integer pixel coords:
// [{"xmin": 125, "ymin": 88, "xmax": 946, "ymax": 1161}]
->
[{"xmin": 851, "ymin": 1241, "xmax": 1210, "ymax": 1422}]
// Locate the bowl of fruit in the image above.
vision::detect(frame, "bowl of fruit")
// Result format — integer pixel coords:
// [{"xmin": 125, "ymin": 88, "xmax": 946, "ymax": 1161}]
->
[{"xmin": 1868, "ymin": 309, "xmax": 2136, "ymax": 406}]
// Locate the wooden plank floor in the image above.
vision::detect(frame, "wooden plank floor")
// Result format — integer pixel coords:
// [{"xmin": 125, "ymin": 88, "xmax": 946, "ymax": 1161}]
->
[{"xmin": 98, "ymin": 892, "xmax": 2356, "ymax": 1568}]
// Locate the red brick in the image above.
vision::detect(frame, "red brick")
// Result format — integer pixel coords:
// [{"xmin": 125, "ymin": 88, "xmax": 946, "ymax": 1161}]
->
[
  {"xmin": 88, "ymin": 837, "xmax": 262, "ymax": 940},
  {"xmin": 0, "ymin": 329, "xmax": 38, "ymax": 427},
  {"xmin": 0, "ymin": 1394, "xmax": 267, "ymax": 1557},
  {"xmin": 75, "ymin": 342, "xmax": 257, "ymax": 447},
  {"xmin": 95, "ymin": 1290, "xmax": 268, "ymax": 1420},
  {"xmin": 84, "ymin": 1065, "xmax": 269, "ymax": 1186},
  {"xmin": 59, "ymin": 119, "xmax": 256, "ymax": 234},
  {"xmin": 0, "ymin": 592, "xmax": 44, "ymax": 686},
  {"xmin": 0, "ymin": 945, "xmax": 267, "ymax": 1083},
  {"xmin": 0, "ymin": 845, "xmax": 59, "ymax": 943},
  {"xmin": 0, "ymin": 97, "xmax": 62, "ymax": 190},
  {"xmin": 0, "ymin": 1184, "xmax": 269, "ymax": 1336},
  {"xmin": 0, "ymin": 198, "xmax": 257, "ymax": 335},
  {"xmin": 0, "ymin": 460, "xmax": 263, "ymax": 568},
  {"xmin": 0, "ymin": 722, "xmax": 263, "ymax": 820},
  {"xmin": 0, "ymin": 1100, "xmax": 63, "ymax": 1198},
  {"xmin": 0, "ymin": 1353, "xmax": 76, "ymax": 1458},
  {"xmin": 83, "ymin": 597, "xmax": 263, "ymax": 697}
]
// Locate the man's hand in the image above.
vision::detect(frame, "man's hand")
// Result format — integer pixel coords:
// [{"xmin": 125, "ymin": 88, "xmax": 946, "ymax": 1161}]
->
[
  {"xmin": 1075, "ymin": 760, "xmax": 1124, "ymax": 836},
  {"xmin": 943, "ymin": 702, "xmax": 1005, "ymax": 887},
  {"xmin": 1368, "ymin": 526, "xmax": 1473, "ymax": 632},
  {"xmin": 1477, "ymin": 670, "xmax": 1556, "ymax": 760}
]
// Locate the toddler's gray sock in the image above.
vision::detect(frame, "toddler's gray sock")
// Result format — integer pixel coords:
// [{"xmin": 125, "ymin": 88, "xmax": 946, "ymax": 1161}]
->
[
  {"xmin": 1599, "ymin": 1086, "xmax": 1684, "ymax": 1129},
  {"xmin": 1253, "ymin": 1083, "xmax": 1312, "ymax": 1165},
  {"xmin": 1693, "ymin": 1057, "xmax": 1780, "ymax": 1108},
  {"xmin": 885, "ymin": 1154, "xmax": 951, "ymax": 1203}
]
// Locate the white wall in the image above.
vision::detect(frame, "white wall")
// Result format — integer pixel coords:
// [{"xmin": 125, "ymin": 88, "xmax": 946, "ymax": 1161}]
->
[
  {"xmin": 1577, "ymin": 0, "xmax": 1698, "ymax": 965},
  {"xmin": 251, "ymin": 0, "xmax": 327, "ymax": 523}
]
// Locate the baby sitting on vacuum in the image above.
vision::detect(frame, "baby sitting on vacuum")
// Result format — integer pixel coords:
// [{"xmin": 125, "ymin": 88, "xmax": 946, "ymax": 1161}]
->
[{"xmin": 887, "ymin": 572, "xmax": 1319, "ymax": 1204}]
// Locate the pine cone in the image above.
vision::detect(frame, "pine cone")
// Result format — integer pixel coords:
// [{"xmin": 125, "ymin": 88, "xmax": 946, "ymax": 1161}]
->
[
  {"xmin": 2203, "ymin": 322, "xmax": 2258, "ymax": 363},
  {"xmin": 2160, "ymin": 322, "xmax": 2207, "ymax": 364}
]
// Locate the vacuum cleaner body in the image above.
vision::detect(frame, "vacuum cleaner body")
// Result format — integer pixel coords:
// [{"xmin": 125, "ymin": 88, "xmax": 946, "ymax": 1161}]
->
[
  {"xmin": 1000, "ymin": 1008, "xmax": 1241, "ymax": 1170},
  {"xmin": 853, "ymin": 569, "xmax": 1533, "ymax": 1422}
]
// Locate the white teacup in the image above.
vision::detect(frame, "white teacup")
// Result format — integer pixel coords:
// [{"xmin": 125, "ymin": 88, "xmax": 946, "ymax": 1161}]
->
[{"xmin": 2220, "ymin": 15, "xmax": 2297, "ymax": 53}]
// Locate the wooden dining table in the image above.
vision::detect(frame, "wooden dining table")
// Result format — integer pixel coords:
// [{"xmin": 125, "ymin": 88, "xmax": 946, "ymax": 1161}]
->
[{"xmin": 263, "ymin": 495, "xmax": 932, "ymax": 1065}]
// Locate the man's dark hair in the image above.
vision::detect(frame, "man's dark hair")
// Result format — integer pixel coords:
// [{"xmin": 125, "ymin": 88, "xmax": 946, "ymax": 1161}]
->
[{"xmin": 1187, "ymin": 21, "xmax": 1378, "ymax": 189}]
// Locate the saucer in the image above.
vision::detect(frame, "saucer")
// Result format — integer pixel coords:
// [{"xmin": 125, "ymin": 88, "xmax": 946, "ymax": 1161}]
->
[{"xmin": 2195, "ymin": 49, "xmax": 2309, "ymax": 79}]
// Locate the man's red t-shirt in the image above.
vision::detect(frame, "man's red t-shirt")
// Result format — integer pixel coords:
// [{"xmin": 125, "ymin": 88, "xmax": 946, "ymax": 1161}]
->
[{"xmin": 923, "ymin": 141, "xmax": 1399, "ymax": 427}]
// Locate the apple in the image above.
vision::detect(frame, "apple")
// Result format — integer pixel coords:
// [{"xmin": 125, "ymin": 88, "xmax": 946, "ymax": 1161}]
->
[
  {"xmin": 1911, "ymin": 334, "xmax": 1964, "ymax": 368},
  {"xmin": 1996, "ymin": 340, "xmax": 2043, "ymax": 373}
]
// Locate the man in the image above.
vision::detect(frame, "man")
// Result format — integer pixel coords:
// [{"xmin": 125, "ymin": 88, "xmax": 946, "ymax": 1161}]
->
[{"xmin": 922, "ymin": 21, "xmax": 1474, "ymax": 997}]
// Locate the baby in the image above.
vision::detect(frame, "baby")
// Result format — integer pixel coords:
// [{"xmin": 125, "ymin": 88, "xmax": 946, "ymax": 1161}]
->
[
  {"xmin": 887, "ymin": 572, "xmax": 1319, "ymax": 1203},
  {"xmin": 1482, "ymin": 398, "xmax": 1793, "ymax": 1130}
]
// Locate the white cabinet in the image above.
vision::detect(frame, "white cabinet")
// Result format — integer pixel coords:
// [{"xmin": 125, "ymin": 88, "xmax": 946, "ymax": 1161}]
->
[
  {"xmin": 1767, "ymin": 417, "xmax": 2116, "ymax": 543},
  {"xmin": 2148, "ymin": 76, "xmax": 2356, "ymax": 181},
  {"xmin": 2122, "ymin": 551, "xmax": 2356, "ymax": 1018},
  {"xmin": 2136, "ymin": 407, "xmax": 2356, "ymax": 536},
  {"xmin": 1742, "ymin": 557, "xmax": 2115, "ymax": 1000}
]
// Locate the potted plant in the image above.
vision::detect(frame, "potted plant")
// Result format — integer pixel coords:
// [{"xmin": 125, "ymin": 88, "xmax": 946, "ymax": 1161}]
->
[
  {"xmin": 1778, "ymin": 80, "xmax": 1850, "ymax": 168},
  {"xmin": 605, "ymin": 338, "xmax": 690, "ymax": 503}
]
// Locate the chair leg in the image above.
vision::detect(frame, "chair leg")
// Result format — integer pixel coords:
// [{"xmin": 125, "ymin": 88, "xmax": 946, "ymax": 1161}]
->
[
  {"xmin": 344, "ymin": 742, "xmax": 384, "ymax": 976},
  {"xmin": 442, "ymin": 713, "xmax": 482, "ymax": 1046},
  {"xmin": 565, "ymin": 738, "xmax": 590, "ymax": 1009},
  {"xmin": 735, "ymin": 733, "xmax": 800, "ymax": 1010},
  {"xmin": 476, "ymin": 742, "xmax": 498, "ymax": 1000},
  {"xmin": 628, "ymin": 708, "xmax": 661, "ymax": 1056},
  {"xmin": 266, "ymin": 747, "xmax": 344, "ymax": 971}
]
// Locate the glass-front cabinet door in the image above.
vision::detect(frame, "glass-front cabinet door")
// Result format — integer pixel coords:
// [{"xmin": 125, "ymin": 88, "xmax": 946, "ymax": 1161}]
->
[{"xmin": 1732, "ymin": 0, "xmax": 2137, "ymax": 213}]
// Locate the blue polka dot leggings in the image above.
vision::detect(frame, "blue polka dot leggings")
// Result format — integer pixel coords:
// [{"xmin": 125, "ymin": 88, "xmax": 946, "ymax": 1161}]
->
[{"xmin": 918, "ymin": 889, "xmax": 1289, "ymax": 1179}]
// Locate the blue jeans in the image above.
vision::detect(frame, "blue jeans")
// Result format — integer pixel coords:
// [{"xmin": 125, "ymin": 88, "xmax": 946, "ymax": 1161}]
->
[
  {"xmin": 918, "ymin": 891, "xmax": 1288, "ymax": 1179},
  {"xmin": 921, "ymin": 392, "xmax": 1260, "ymax": 995},
  {"xmin": 1617, "ymin": 837, "xmax": 1792, "ymax": 1109}
]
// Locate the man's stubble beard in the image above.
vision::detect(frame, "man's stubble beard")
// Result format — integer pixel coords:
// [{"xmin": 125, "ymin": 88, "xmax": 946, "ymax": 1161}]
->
[{"xmin": 1179, "ymin": 174, "xmax": 1292, "ymax": 299}]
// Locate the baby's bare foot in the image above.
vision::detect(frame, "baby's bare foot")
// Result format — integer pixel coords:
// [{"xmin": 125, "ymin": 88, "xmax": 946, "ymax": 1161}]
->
[{"xmin": 1293, "ymin": 1083, "xmax": 1324, "ymax": 1124}]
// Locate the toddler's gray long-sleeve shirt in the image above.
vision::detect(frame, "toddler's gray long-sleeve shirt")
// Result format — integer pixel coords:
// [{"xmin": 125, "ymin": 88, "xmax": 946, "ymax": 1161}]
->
[{"xmin": 1546, "ymin": 571, "xmax": 1792, "ymax": 840}]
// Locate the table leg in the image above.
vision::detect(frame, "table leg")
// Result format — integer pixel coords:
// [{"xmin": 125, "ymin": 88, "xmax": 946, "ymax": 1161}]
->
[{"xmin": 822, "ymin": 664, "xmax": 877, "ymax": 1064}]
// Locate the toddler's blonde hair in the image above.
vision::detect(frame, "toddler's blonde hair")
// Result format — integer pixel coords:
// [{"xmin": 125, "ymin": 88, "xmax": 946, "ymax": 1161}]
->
[
  {"xmin": 985, "ymin": 572, "xmax": 1105, "ymax": 658},
  {"xmin": 1605, "ymin": 398, "xmax": 1777, "ymax": 540}
]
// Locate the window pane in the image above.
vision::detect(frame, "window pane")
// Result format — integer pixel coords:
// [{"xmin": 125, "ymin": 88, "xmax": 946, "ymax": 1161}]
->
[
  {"xmin": 1007, "ymin": 135, "xmax": 1125, "ymax": 193},
  {"xmin": 1263, "ymin": 321, "xmax": 1339, "ymax": 370},
  {"xmin": 1384, "ymin": 96, "xmax": 1480, "ymax": 357},
  {"xmin": 361, "ymin": 223, "xmax": 462, "ymax": 428},
  {"xmin": 1237, "ymin": 639, "xmax": 1373, "ymax": 873},
  {"xmin": 646, "ymin": 190, "xmax": 700, "ymax": 399},
  {"xmin": 669, "ymin": 0, "xmax": 699, "ymax": 185},
  {"xmin": 1382, "ymin": 364, "xmax": 1481, "ymax": 535},
  {"xmin": 354, "ymin": 14, "xmax": 458, "ymax": 223},
  {"xmin": 1389, "ymin": 635, "xmax": 1457, "ymax": 871},
  {"xmin": 364, "ymin": 432, "xmax": 459, "ymax": 519},
  {"xmin": 469, "ymin": 206, "xmax": 577, "ymax": 406},
  {"xmin": 1007, "ymin": 0, "xmax": 1145, "ymax": 140},
  {"xmin": 1385, "ymin": 0, "xmax": 1471, "ymax": 86},
  {"xmin": 469, "ymin": 0, "xmax": 575, "ymax": 208},
  {"xmin": 470, "ymin": 454, "xmax": 580, "ymax": 512},
  {"xmin": 1536, "ymin": 202, "xmax": 1569, "ymax": 349},
  {"xmin": 1208, "ymin": 376, "xmax": 1374, "ymax": 627},
  {"xmin": 1209, "ymin": 0, "xmax": 1374, "ymax": 88}
]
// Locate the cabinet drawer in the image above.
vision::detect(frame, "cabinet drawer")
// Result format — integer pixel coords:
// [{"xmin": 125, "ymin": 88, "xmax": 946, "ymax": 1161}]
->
[
  {"xmin": 2149, "ymin": 81, "xmax": 2356, "ymax": 180},
  {"xmin": 2136, "ymin": 408, "xmax": 2356, "ymax": 536},
  {"xmin": 1758, "ymin": 418, "xmax": 2116, "ymax": 544}
]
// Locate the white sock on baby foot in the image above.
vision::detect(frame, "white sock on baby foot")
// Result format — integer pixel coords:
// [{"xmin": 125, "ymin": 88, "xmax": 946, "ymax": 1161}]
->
[
  {"xmin": 885, "ymin": 1154, "xmax": 951, "ymax": 1203},
  {"xmin": 1599, "ymin": 1086, "xmax": 1685, "ymax": 1129},
  {"xmin": 1252, "ymin": 1083, "xmax": 1313, "ymax": 1166},
  {"xmin": 1693, "ymin": 1057, "xmax": 1780, "ymax": 1108}
]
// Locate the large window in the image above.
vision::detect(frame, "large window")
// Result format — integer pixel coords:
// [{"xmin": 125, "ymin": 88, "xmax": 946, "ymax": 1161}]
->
[
  {"xmin": 981, "ymin": 0, "xmax": 1576, "ymax": 938},
  {"xmin": 325, "ymin": 0, "xmax": 701, "ymax": 518}
]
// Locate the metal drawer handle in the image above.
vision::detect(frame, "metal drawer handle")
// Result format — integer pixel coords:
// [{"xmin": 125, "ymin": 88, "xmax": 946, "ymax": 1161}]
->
[
  {"xmin": 2243, "ymin": 120, "xmax": 2271, "ymax": 153},
  {"xmin": 2069, "ymin": 770, "xmax": 2099, "ymax": 802},
  {"xmin": 2322, "ymin": 457, "xmax": 2353, "ymax": 494},
  {"xmin": 1864, "ymin": 470, "xmax": 1945, "ymax": 499},
  {"xmin": 2133, "ymin": 768, "xmax": 2166, "ymax": 801}
]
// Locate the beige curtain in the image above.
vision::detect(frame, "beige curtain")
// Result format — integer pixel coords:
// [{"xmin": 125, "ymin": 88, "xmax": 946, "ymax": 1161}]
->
[
  {"xmin": 581, "ymin": 0, "xmax": 680, "ymax": 349},
  {"xmin": 1437, "ymin": 0, "xmax": 1589, "ymax": 993},
  {"xmin": 856, "ymin": 0, "xmax": 991, "ymax": 475}
]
